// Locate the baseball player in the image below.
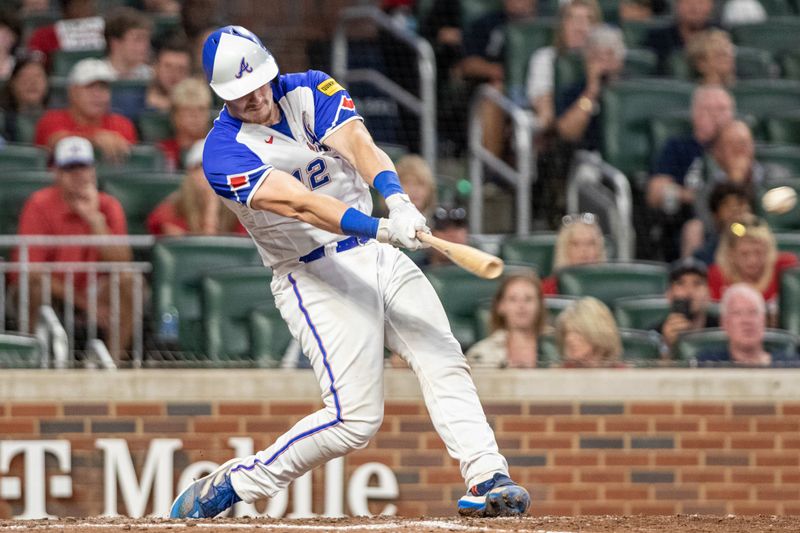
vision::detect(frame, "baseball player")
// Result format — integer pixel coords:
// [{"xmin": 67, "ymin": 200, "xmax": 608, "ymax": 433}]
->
[{"xmin": 170, "ymin": 26, "xmax": 530, "ymax": 519}]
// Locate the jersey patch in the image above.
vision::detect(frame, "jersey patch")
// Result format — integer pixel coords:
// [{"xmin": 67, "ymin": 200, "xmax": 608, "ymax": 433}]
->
[
  {"xmin": 317, "ymin": 78, "xmax": 344, "ymax": 96},
  {"xmin": 225, "ymin": 166, "xmax": 269, "ymax": 204},
  {"xmin": 332, "ymin": 95, "xmax": 357, "ymax": 126}
]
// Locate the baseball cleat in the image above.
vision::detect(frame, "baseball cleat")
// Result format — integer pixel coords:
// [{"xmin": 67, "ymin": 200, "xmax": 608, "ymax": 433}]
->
[
  {"xmin": 457, "ymin": 472, "xmax": 531, "ymax": 517},
  {"xmin": 170, "ymin": 458, "xmax": 242, "ymax": 518}
]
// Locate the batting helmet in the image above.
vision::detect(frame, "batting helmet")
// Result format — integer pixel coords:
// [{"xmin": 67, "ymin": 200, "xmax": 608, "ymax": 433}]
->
[{"xmin": 202, "ymin": 25, "xmax": 279, "ymax": 101}]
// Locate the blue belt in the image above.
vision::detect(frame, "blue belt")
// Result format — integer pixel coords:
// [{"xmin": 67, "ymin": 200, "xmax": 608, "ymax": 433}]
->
[{"xmin": 299, "ymin": 236, "xmax": 370, "ymax": 263}]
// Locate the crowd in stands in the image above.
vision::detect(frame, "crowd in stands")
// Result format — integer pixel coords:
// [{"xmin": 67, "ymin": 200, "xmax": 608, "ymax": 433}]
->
[{"xmin": 2, "ymin": 0, "xmax": 800, "ymax": 368}]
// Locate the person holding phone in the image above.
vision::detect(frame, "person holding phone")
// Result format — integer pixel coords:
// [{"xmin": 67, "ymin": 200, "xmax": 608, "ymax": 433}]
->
[{"xmin": 656, "ymin": 258, "xmax": 718, "ymax": 351}]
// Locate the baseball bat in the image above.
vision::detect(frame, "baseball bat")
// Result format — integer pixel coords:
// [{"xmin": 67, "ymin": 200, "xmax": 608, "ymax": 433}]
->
[{"xmin": 416, "ymin": 231, "xmax": 504, "ymax": 279}]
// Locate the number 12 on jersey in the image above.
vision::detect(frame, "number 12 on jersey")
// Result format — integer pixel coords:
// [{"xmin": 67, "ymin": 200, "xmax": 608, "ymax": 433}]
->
[{"xmin": 292, "ymin": 158, "xmax": 331, "ymax": 190}]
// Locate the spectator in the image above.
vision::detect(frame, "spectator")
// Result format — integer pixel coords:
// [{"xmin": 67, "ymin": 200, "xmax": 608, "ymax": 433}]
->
[
  {"xmin": 147, "ymin": 140, "xmax": 245, "ymax": 236},
  {"xmin": 555, "ymin": 24, "xmax": 625, "ymax": 151},
  {"xmin": 21, "ymin": 0, "xmax": 50, "ymax": 15},
  {"xmin": 0, "ymin": 52, "xmax": 49, "ymax": 141},
  {"xmin": 142, "ymin": 0, "xmax": 180, "ymax": 14},
  {"xmin": 686, "ymin": 29, "xmax": 735, "ymax": 87},
  {"xmin": 27, "ymin": 0, "xmax": 105, "ymax": 67},
  {"xmin": 34, "ymin": 58, "xmax": 137, "ymax": 162},
  {"xmin": 708, "ymin": 215, "xmax": 798, "ymax": 308},
  {"xmin": 467, "ymin": 272, "xmax": 547, "ymax": 368},
  {"xmin": 720, "ymin": 0, "xmax": 766, "ymax": 28},
  {"xmin": 656, "ymin": 258, "xmax": 718, "ymax": 352},
  {"xmin": 157, "ymin": 78, "xmax": 211, "ymax": 171},
  {"xmin": 555, "ymin": 296, "xmax": 622, "ymax": 367},
  {"xmin": 459, "ymin": 0, "xmax": 537, "ymax": 157},
  {"xmin": 646, "ymin": 85, "xmax": 735, "ymax": 261},
  {"xmin": 424, "ymin": 205, "xmax": 469, "ymax": 267},
  {"xmin": 542, "ymin": 212, "xmax": 607, "ymax": 295},
  {"xmin": 145, "ymin": 36, "xmax": 192, "ymax": 112},
  {"xmin": 644, "ymin": 0, "xmax": 715, "ymax": 74},
  {"xmin": 526, "ymin": 0, "xmax": 601, "ymax": 132},
  {"xmin": 100, "ymin": 7, "xmax": 153, "ymax": 81},
  {"xmin": 0, "ymin": 10, "xmax": 20, "ymax": 80},
  {"xmin": 693, "ymin": 182, "xmax": 754, "ymax": 265},
  {"xmin": 618, "ymin": 0, "xmax": 669, "ymax": 22},
  {"xmin": 395, "ymin": 154, "xmax": 438, "ymax": 218},
  {"xmin": 15, "ymin": 136, "xmax": 134, "ymax": 357},
  {"xmin": 696, "ymin": 283, "xmax": 792, "ymax": 367}
]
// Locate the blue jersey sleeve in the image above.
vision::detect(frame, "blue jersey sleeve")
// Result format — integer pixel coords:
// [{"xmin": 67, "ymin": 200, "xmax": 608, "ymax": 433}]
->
[
  {"xmin": 306, "ymin": 70, "xmax": 362, "ymax": 142},
  {"xmin": 203, "ymin": 126, "xmax": 273, "ymax": 208}
]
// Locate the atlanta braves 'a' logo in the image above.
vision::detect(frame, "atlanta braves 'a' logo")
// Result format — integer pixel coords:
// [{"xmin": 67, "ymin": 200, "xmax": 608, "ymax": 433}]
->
[{"xmin": 234, "ymin": 57, "xmax": 253, "ymax": 79}]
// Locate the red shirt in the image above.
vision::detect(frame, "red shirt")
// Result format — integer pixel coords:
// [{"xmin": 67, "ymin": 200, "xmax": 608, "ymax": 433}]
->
[
  {"xmin": 27, "ymin": 26, "xmax": 60, "ymax": 65},
  {"xmin": 14, "ymin": 185, "xmax": 128, "ymax": 290},
  {"xmin": 34, "ymin": 109, "xmax": 138, "ymax": 148},
  {"xmin": 157, "ymin": 138, "xmax": 180, "ymax": 172},
  {"xmin": 707, "ymin": 252, "xmax": 799, "ymax": 302},
  {"xmin": 146, "ymin": 197, "xmax": 248, "ymax": 236},
  {"xmin": 541, "ymin": 275, "xmax": 558, "ymax": 296}
]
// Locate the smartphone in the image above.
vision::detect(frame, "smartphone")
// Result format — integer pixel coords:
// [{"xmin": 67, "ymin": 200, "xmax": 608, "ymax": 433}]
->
[{"xmin": 670, "ymin": 298, "xmax": 693, "ymax": 320}]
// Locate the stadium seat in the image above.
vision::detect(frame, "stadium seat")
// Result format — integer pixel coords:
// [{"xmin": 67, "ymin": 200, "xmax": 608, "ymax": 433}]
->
[
  {"xmin": 783, "ymin": 50, "xmax": 800, "ymax": 81},
  {"xmin": 151, "ymin": 236, "xmax": 262, "ymax": 354},
  {"xmin": 425, "ymin": 264, "xmax": 500, "ymax": 349},
  {"xmin": 249, "ymin": 303, "xmax": 294, "ymax": 367},
  {"xmin": 0, "ymin": 170, "xmax": 53, "ymax": 235},
  {"xmin": 755, "ymin": 143, "xmax": 800, "ymax": 176},
  {"xmin": 152, "ymin": 14, "xmax": 181, "ymax": 43},
  {"xmin": 536, "ymin": 333, "xmax": 561, "ymax": 367},
  {"xmin": 13, "ymin": 112, "xmax": 43, "ymax": 144},
  {"xmin": 544, "ymin": 295, "xmax": 580, "ymax": 319},
  {"xmin": 505, "ymin": 18, "xmax": 557, "ymax": 103},
  {"xmin": 731, "ymin": 18, "xmax": 800, "ymax": 58},
  {"xmin": 555, "ymin": 49, "xmax": 657, "ymax": 97},
  {"xmin": 97, "ymin": 144, "xmax": 166, "ymax": 173},
  {"xmin": 781, "ymin": 266, "xmax": 800, "ymax": 335},
  {"xmin": 0, "ymin": 333, "xmax": 42, "ymax": 368},
  {"xmin": 461, "ymin": 0, "xmax": 503, "ymax": 30},
  {"xmin": 500, "ymin": 232, "xmax": 557, "ymax": 277},
  {"xmin": 614, "ymin": 295, "xmax": 670, "ymax": 330},
  {"xmin": 765, "ymin": 109, "xmax": 800, "ymax": 145},
  {"xmin": 758, "ymin": 0, "xmax": 794, "ymax": 15},
  {"xmin": 202, "ymin": 266, "xmax": 274, "ymax": 361},
  {"xmin": 474, "ymin": 298, "xmax": 492, "ymax": 341},
  {"xmin": 21, "ymin": 11, "xmax": 58, "ymax": 37},
  {"xmin": 620, "ymin": 17, "xmax": 672, "ymax": 48},
  {"xmin": 667, "ymin": 47, "xmax": 779, "ymax": 81},
  {"xmin": 776, "ymin": 232, "xmax": 800, "ymax": 258},
  {"xmin": 0, "ymin": 143, "xmax": 49, "ymax": 170},
  {"xmin": 601, "ymin": 78, "xmax": 694, "ymax": 180},
  {"xmin": 620, "ymin": 328, "xmax": 663, "ymax": 366},
  {"xmin": 674, "ymin": 327, "xmax": 799, "ymax": 365},
  {"xmin": 557, "ymin": 262, "xmax": 669, "ymax": 306},
  {"xmin": 47, "ymin": 77, "xmax": 69, "ymax": 109},
  {"xmin": 138, "ymin": 111, "xmax": 174, "ymax": 143},
  {"xmin": 761, "ymin": 182, "xmax": 800, "ymax": 231},
  {"xmin": 52, "ymin": 50, "xmax": 105, "ymax": 77},
  {"xmin": 100, "ymin": 172, "xmax": 182, "ymax": 234},
  {"xmin": 731, "ymin": 81, "xmax": 800, "ymax": 133},
  {"xmin": 649, "ymin": 112, "xmax": 692, "ymax": 158}
]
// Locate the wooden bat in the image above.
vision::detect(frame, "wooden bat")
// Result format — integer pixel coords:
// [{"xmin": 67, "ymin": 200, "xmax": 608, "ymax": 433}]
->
[{"xmin": 417, "ymin": 231, "xmax": 504, "ymax": 279}]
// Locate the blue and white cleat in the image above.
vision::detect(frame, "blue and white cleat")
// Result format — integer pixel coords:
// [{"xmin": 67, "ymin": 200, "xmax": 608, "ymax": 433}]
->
[
  {"xmin": 457, "ymin": 473, "xmax": 531, "ymax": 517},
  {"xmin": 170, "ymin": 458, "xmax": 243, "ymax": 518}
]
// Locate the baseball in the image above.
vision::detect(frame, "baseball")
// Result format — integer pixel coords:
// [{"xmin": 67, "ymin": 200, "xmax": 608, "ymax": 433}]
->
[{"xmin": 762, "ymin": 186, "xmax": 797, "ymax": 214}]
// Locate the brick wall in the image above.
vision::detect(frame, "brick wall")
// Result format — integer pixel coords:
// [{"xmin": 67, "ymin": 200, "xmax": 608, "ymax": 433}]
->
[{"xmin": 2, "ymin": 397, "xmax": 800, "ymax": 518}]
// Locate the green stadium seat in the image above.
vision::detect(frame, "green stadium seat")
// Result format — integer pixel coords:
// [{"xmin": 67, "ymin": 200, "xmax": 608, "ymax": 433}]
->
[
  {"xmin": 620, "ymin": 17, "xmax": 672, "ymax": 48},
  {"xmin": 97, "ymin": 144, "xmax": 166, "ymax": 173},
  {"xmin": 152, "ymin": 14, "xmax": 181, "ymax": 42},
  {"xmin": 731, "ymin": 17, "xmax": 800, "ymax": 57},
  {"xmin": 0, "ymin": 143, "xmax": 49, "ymax": 169},
  {"xmin": 668, "ymin": 47, "xmax": 779, "ymax": 81},
  {"xmin": 425, "ymin": 264, "xmax": 500, "ymax": 348},
  {"xmin": 0, "ymin": 170, "xmax": 53, "ymax": 234},
  {"xmin": 761, "ymin": 182, "xmax": 800, "ymax": 231},
  {"xmin": 776, "ymin": 233, "xmax": 800, "ymax": 258},
  {"xmin": 500, "ymin": 232, "xmax": 557, "ymax": 276},
  {"xmin": 202, "ymin": 266, "xmax": 274, "ymax": 361},
  {"xmin": 0, "ymin": 333, "xmax": 43, "ymax": 368},
  {"xmin": 505, "ymin": 18, "xmax": 556, "ymax": 101},
  {"xmin": 47, "ymin": 76, "xmax": 69, "ymax": 109},
  {"xmin": 557, "ymin": 262, "xmax": 669, "ymax": 306},
  {"xmin": 601, "ymin": 78, "xmax": 694, "ymax": 180},
  {"xmin": 151, "ymin": 236, "xmax": 262, "ymax": 354},
  {"xmin": 461, "ymin": 0, "xmax": 503, "ymax": 30},
  {"xmin": 544, "ymin": 295, "xmax": 580, "ymax": 319},
  {"xmin": 620, "ymin": 328, "xmax": 663, "ymax": 366},
  {"xmin": 765, "ymin": 109, "xmax": 800, "ymax": 145},
  {"xmin": 250, "ymin": 303, "xmax": 294, "ymax": 367},
  {"xmin": 13, "ymin": 112, "xmax": 43, "ymax": 144},
  {"xmin": 782, "ymin": 50, "xmax": 800, "ymax": 81},
  {"xmin": 474, "ymin": 298, "xmax": 492, "ymax": 340},
  {"xmin": 138, "ymin": 111, "xmax": 174, "ymax": 143},
  {"xmin": 759, "ymin": 0, "xmax": 794, "ymax": 15},
  {"xmin": 100, "ymin": 172, "xmax": 182, "ymax": 234},
  {"xmin": 674, "ymin": 327, "xmax": 799, "ymax": 365},
  {"xmin": 614, "ymin": 295, "xmax": 670, "ymax": 330},
  {"xmin": 555, "ymin": 49, "xmax": 658, "ymax": 99},
  {"xmin": 731, "ymin": 81, "xmax": 800, "ymax": 131},
  {"xmin": 51, "ymin": 50, "xmax": 105, "ymax": 77},
  {"xmin": 756, "ymin": 143, "xmax": 800, "ymax": 176},
  {"xmin": 21, "ymin": 11, "xmax": 59, "ymax": 37},
  {"xmin": 536, "ymin": 333, "xmax": 561, "ymax": 367},
  {"xmin": 624, "ymin": 48, "xmax": 658, "ymax": 77},
  {"xmin": 649, "ymin": 112, "xmax": 692, "ymax": 158},
  {"xmin": 781, "ymin": 266, "xmax": 800, "ymax": 335}
]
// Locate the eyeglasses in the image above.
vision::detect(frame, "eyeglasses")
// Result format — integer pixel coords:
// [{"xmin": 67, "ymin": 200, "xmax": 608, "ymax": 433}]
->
[{"xmin": 562, "ymin": 212, "xmax": 598, "ymax": 227}]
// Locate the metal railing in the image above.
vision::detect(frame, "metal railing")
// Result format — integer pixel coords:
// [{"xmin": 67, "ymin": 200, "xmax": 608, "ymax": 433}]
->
[
  {"xmin": 332, "ymin": 5, "xmax": 437, "ymax": 172},
  {"xmin": 0, "ymin": 235, "xmax": 154, "ymax": 364},
  {"xmin": 468, "ymin": 84, "xmax": 539, "ymax": 236},
  {"xmin": 566, "ymin": 150, "xmax": 634, "ymax": 261}
]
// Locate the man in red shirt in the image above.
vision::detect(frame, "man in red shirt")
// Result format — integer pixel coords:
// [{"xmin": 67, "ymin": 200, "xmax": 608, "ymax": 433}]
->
[
  {"xmin": 27, "ymin": 0, "xmax": 105, "ymax": 68},
  {"xmin": 16, "ymin": 136, "xmax": 135, "ymax": 358},
  {"xmin": 34, "ymin": 58, "xmax": 138, "ymax": 162}
]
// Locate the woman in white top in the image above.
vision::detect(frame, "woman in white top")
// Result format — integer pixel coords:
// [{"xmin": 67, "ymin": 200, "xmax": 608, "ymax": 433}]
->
[
  {"xmin": 467, "ymin": 272, "xmax": 548, "ymax": 368},
  {"xmin": 526, "ymin": 0, "xmax": 602, "ymax": 131}
]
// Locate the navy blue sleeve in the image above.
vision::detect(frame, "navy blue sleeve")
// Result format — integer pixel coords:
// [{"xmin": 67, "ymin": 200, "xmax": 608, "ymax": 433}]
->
[
  {"xmin": 555, "ymin": 82, "xmax": 584, "ymax": 117},
  {"xmin": 202, "ymin": 129, "xmax": 273, "ymax": 207},
  {"xmin": 652, "ymin": 138, "xmax": 703, "ymax": 185},
  {"xmin": 303, "ymin": 70, "xmax": 362, "ymax": 142}
]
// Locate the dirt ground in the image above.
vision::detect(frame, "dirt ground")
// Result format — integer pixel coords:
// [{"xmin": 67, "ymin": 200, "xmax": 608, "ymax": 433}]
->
[{"xmin": 1, "ymin": 515, "xmax": 799, "ymax": 533}]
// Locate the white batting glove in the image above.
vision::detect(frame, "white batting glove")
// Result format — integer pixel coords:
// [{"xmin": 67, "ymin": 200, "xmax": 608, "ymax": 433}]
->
[
  {"xmin": 377, "ymin": 215, "xmax": 427, "ymax": 250},
  {"xmin": 385, "ymin": 194, "xmax": 431, "ymax": 247}
]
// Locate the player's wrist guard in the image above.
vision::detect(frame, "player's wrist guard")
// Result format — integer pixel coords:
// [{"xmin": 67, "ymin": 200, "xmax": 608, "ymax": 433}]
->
[
  {"xmin": 340, "ymin": 208, "xmax": 379, "ymax": 239},
  {"xmin": 373, "ymin": 170, "xmax": 404, "ymax": 199}
]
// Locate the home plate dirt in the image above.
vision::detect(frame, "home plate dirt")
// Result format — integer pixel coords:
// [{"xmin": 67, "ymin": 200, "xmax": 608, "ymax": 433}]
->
[{"xmin": 1, "ymin": 515, "xmax": 800, "ymax": 533}]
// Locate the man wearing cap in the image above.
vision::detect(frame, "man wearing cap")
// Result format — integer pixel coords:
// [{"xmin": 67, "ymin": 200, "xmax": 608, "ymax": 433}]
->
[
  {"xmin": 34, "ymin": 58, "xmax": 137, "ymax": 162},
  {"xmin": 656, "ymin": 257, "xmax": 718, "ymax": 352},
  {"xmin": 15, "ymin": 136, "xmax": 134, "ymax": 357}
]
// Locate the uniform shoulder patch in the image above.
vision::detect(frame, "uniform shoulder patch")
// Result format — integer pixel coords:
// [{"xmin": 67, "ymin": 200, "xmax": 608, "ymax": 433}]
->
[{"xmin": 317, "ymin": 78, "xmax": 344, "ymax": 96}]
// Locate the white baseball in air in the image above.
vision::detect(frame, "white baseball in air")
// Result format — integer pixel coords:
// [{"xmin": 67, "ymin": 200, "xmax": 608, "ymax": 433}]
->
[{"xmin": 762, "ymin": 186, "xmax": 797, "ymax": 215}]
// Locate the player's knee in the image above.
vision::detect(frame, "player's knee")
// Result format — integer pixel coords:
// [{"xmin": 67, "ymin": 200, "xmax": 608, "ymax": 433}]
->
[{"xmin": 341, "ymin": 409, "xmax": 383, "ymax": 449}]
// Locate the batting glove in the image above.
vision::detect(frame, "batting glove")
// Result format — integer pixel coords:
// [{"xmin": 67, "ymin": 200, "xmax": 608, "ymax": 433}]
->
[
  {"xmin": 385, "ymin": 194, "xmax": 431, "ymax": 246},
  {"xmin": 377, "ymin": 215, "xmax": 427, "ymax": 250}
]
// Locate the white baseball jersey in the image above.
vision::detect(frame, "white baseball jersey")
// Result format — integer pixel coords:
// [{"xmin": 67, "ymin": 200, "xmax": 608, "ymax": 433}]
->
[{"xmin": 203, "ymin": 70, "xmax": 372, "ymax": 268}]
